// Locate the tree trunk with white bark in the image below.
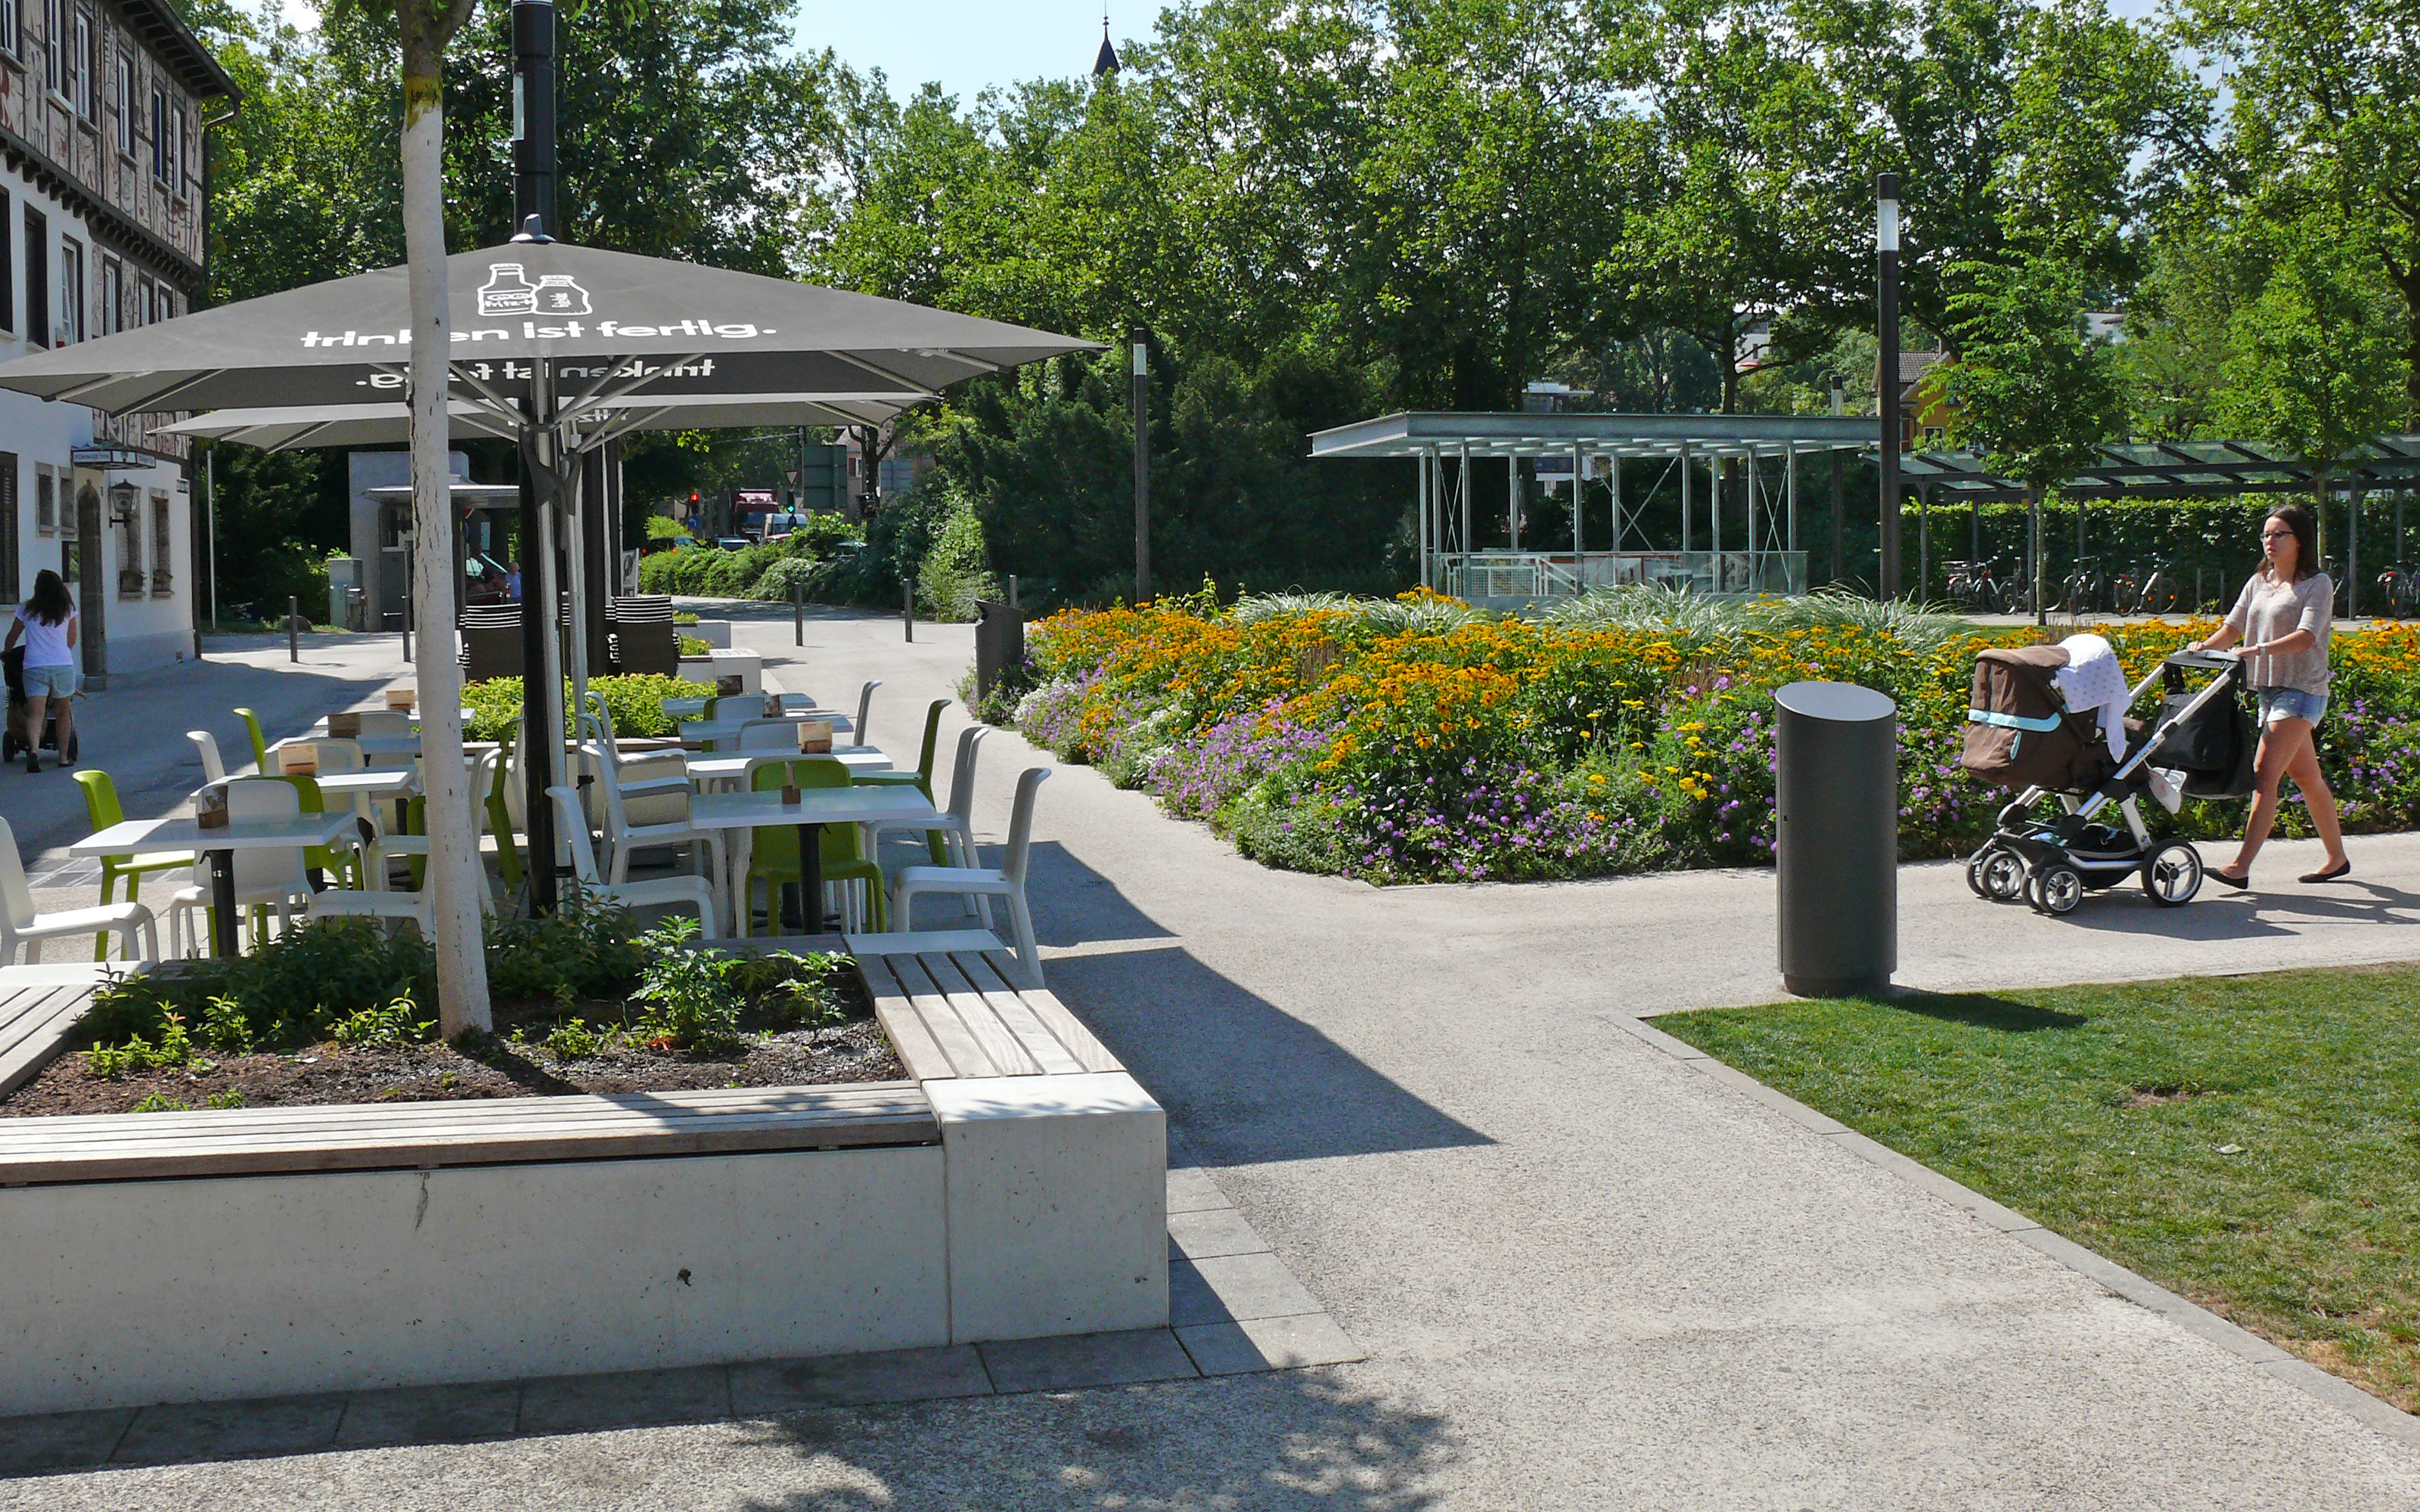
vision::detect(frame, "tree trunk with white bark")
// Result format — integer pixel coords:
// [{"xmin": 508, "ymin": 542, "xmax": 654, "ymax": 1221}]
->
[{"xmin": 401, "ymin": 1, "xmax": 490, "ymax": 1037}]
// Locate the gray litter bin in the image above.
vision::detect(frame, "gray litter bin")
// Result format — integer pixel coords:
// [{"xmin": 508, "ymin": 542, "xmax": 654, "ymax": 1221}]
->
[
  {"xmin": 973, "ymin": 599, "xmax": 1025, "ymax": 708},
  {"xmin": 1773, "ymin": 680, "xmax": 1897, "ymax": 996}
]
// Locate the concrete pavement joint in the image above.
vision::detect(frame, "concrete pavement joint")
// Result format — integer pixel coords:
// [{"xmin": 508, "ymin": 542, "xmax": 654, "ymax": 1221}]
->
[{"xmin": 1603, "ymin": 1009, "xmax": 2420, "ymax": 1452}]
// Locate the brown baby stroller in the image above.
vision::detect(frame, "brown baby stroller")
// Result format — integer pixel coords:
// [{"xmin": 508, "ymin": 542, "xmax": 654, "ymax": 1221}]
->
[{"xmin": 1960, "ymin": 646, "xmax": 2249, "ymax": 915}]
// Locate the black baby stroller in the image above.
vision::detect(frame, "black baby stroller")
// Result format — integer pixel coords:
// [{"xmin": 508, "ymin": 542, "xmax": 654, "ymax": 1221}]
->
[
  {"xmin": 1960, "ymin": 646, "xmax": 2252, "ymax": 915},
  {"xmin": 1, "ymin": 644, "xmax": 78, "ymax": 767}
]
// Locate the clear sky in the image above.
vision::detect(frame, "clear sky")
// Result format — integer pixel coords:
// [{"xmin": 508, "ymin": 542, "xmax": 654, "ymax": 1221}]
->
[{"xmin": 793, "ymin": 0, "xmax": 1125, "ymax": 102}]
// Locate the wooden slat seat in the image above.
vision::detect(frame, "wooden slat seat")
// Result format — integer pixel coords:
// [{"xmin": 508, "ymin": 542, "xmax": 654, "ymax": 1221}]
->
[
  {"xmin": 0, "ymin": 971, "xmax": 108, "ymax": 1099},
  {"xmin": 0, "ymin": 1083, "xmax": 936, "ymax": 1187},
  {"xmin": 849, "ymin": 930, "xmax": 1121, "ymax": 1082}
]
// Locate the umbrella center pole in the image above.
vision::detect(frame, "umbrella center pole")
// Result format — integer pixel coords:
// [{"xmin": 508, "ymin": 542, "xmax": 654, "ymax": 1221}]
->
[{"xmin": 518, "ymin": 361, "xmax": 566, "ymax": 915}]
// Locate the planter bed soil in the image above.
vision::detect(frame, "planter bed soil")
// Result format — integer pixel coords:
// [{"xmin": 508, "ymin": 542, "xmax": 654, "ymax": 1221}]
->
[{"xmin": 1, "ymin": 971, "xmax": 904, "ymax": 1117}]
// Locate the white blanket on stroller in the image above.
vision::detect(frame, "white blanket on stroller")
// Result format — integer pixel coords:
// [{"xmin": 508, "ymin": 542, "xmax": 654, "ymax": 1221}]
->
[{"xmin": 2054, "ymin": 634, "xmax": 2131, "ymax": 763}]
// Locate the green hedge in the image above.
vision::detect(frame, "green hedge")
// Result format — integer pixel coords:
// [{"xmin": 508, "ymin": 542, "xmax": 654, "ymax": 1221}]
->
[{"xmin": 461, "ymin": 673, "xmax": 714, "ymax": 740}]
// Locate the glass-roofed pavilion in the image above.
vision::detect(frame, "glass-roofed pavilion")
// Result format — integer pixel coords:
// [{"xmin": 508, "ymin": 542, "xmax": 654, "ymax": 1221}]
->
[{"xmin": 1308, "ymin": 411, "xmax": 1876, "ymax": 606}]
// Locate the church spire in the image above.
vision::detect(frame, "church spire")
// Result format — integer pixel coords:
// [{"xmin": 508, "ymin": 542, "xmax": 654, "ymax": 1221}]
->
[{"xmin": 1093, "ymin": 12, "xmax": 1121, "ymax": 78}]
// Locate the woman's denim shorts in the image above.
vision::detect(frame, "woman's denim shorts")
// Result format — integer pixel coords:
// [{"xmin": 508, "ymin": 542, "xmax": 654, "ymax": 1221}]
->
[
  {"xmin": 22, "ymin": 663, "xmax": 77, "ymax": 699},
  {"xmin": 2257, "ymin": 686, "xmax": 2328, "ymax": 727}
]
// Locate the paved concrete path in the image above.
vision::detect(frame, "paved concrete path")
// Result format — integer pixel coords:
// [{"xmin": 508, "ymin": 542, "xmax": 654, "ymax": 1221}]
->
[
  {"xmin": 19, "ymin": 604, "xmax": 2420, "ymax": 1509},
  {"xmin": 8, "ymin": 631, "xmax": 410, "ymax": 868}
]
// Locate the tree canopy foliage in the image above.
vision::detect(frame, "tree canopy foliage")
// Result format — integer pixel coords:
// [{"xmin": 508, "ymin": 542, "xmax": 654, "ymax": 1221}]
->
[{"xmin": 188, "ymin": 0, "xmax": 2420, "ymax": 606}]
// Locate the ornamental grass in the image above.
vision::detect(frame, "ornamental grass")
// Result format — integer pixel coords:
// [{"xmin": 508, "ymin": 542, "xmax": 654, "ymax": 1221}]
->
[{"xmin": 1006, "ymin": 587, "xmax": 2420, "ymax": 885}]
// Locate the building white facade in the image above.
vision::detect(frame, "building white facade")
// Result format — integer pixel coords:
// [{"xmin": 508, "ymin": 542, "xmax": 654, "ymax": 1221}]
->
[{"xmin": 0, "ymin": 0, "xmax": 234, "ymax": 683}]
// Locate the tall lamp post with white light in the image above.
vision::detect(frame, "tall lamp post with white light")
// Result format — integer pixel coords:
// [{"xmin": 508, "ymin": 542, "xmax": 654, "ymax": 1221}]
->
[
  {"xmin": 1876, "ymin": 174, "xmax": 1903, "ymax": 600},
  {"xmin": 1131, "ymin": 326, "xmax": 1150, "ymax": 603}
]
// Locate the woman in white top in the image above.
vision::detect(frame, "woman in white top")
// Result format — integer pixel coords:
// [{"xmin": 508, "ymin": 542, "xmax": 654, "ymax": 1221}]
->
[
  {"xmin": 2190, "ymin": 503, "xmax": 2349, "ymax": 887},
  {"xmin": 5, "ymin": 569, "xmax": 79, "ymax": 773}
]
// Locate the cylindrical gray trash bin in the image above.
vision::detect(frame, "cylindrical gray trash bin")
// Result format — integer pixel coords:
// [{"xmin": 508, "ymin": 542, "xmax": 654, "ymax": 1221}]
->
[{"xmin": 1773, "ymin": 680, "xmax": 1898, "ymax": 996}]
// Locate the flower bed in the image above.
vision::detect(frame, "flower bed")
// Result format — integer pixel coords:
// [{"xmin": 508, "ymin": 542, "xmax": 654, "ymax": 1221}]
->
[{"xmin": 1004, "ymin": 589, "xmax": 2420, "ymax": 884}]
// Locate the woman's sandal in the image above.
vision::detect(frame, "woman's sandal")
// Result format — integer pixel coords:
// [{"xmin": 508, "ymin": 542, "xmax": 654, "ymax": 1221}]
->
[
  {"xmin": 2297, "ymin": 860, "xmax": 2353, "ymax": 884},
  {"xmin": 2211, "ymin": 866, "xmax": 2253, "ymax": 891}
]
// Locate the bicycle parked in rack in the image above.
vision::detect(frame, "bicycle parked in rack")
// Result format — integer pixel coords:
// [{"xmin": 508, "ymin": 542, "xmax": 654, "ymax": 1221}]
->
[
  {"xmin": 1944, "ymin": 558, "xmax": 2005, "ymax": 615},
  {"xmin": 2132, "ymin": 560, "xmax": 2185, "ymax": 615},
  {"xmin": 2377, "ymin": 562, "xmax": 2420, "ymax": 619},
  {"xmin": 2059, "ymin": 556, "xmax": 2112, "ymax": 615}
]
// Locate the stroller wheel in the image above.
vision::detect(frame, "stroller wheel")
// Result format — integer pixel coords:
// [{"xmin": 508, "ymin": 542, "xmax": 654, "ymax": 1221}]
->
[
  {"xmin": 2028, "ymin": 862, "xmax": 2084, "ymax": 916},
  {"xmin": 2142, "ymin": 841, "xmax": 2204, "ymax": 906},
  {"xmin": 1969, "ymin": 844, "xmax": 2027, "ymax": 901}
]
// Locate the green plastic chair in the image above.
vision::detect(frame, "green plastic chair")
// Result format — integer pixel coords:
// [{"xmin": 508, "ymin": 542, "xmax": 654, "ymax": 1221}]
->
[
  {"xmin": 484, "ymin": 729, "xmax": 525, "ymax": 897},
  {"xmin": 73, "ymin": 770, "xmax": 194, "ymax": 959},
  {"xmin": 232, "ymin": 708, "xmax": 270, "ymax": 773},
  {"xmin": 741, "ymin": 758, "xmax": 886, "ymax": 934},
  {"xmin": 853, "ymin": 699, "xmax": 949, "ymax": 862}
]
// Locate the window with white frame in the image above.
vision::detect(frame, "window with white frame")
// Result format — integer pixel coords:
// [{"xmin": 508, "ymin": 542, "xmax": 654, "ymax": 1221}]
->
[
  {"xmin": 0, "ymin": 0, "xmax": 20, "ymax": 67},
  {"xmin": 67, "ymin": 5, "xmax": 90, "ymax": 120},
  {"xmin": 149, "ymin": 493, "xmax": 169, "ymax": 594},
  {"xmin": 34, "ymin": 466, "xmax": 54, "ymax": 534},
  {"xmin": 113, "ymin": 47, "xmax": 132, "ymax": 156},
  {"xmin": 172, "ymin": 100, "xmax": 190, "ymax": 199},
  {"xmin": 135, "ymin": 271, "xmax": 151, "ymax": 326},
  {"xmin": 98, "ymin": 254, "xmax": 118, "ymax": 335},
  {"xmin": 41, "ymin": 0, "xmax": 58, "ymax": 94},
  {"xmin": 149, "ymin": 84, "xmax": 165, "ymax": 181},
  {"xmin": 56, "ymin": 236, "xmax": 81, "ymax": 342}
]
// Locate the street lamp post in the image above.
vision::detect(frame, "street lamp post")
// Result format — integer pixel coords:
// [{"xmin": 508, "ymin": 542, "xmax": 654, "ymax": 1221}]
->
[
  {"xmin": 1877, "ymin": 173, "xmax": 1903, "ymax": 600},
  {"xmin": 1131, "ymin": 326, "xmax": 1150, "ymax": 603},
  {"xmin": 1828, "ymin": 372, "xmax": 1846, "ymax": 587}
]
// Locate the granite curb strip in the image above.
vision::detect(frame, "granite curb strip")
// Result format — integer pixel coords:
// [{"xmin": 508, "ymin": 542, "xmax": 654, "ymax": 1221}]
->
[
  {"xmin": 1604, "ymin": 1009, "xmax": 2420, "ymax": 1452},
  {"xmin": 0, "ymin": 1164, "xmax": 1361, "ymax": 1478}
]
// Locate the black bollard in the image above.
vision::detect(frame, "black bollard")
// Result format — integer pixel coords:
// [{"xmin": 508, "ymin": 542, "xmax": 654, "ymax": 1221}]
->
[
  {"xmin": 903, "ymin": 579, "xmax": 914, "ymax": 643},
  {"xmin": 289, "ymin": 596, "xmax": 300, "ymax": 663},
  {"xmin": 793, "ymin": 578, "xmax": 804, "ymax": 646},
  {"xmin": 1773, "ymin": 680, "xmax": 1897, "ymax": 996}
]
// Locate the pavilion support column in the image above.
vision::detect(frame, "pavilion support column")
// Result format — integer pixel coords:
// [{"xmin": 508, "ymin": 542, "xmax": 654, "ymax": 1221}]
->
[
  {"xmin": 1508, "ymin": 455, "xmax": 1521, "ymax": 552},
  {"xmin": 1459, "ymin": 445, "xmax": 1471, "ymax": 561},
  {"xmin": 580, "ymin": 446, "xmax": 610, "ymax": 674},
  {"xmin": 1610, "ymin": 453, "xmax": 1624, "ymax": 553},
  {"xmin": 1681, "ymin": 444, "xmax": 1692, "ymax": 553},
  {"xmin": 1571, "ymin": 442, "xmax": 1584, "ymax": 559},
  {"xmin": 1417, "ymin": 451, "xmax": 1432, "ymax": 590}
]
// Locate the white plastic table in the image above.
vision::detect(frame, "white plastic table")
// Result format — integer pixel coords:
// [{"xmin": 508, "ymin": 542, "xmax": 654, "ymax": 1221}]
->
[
  {"xmin": 690, "ymin": 786, "xmax": 948, "ymax": 932},
  {"xmin": 684, "ymin": 749, "xmax": 890, "ymax": 792},
  {"xmin": 678, "ymin": 711, "xmax": 853, "ymax": 751},
  {"xmin": 310, "ymin": 767, "xmax": 420, "ymax": 835},
  {"xmin": 661, "ymin": 692, "xmax": 825, "ymax": 722},
  {"xmin": 73, "ymin": 811, "xmax": 361, "ymax": 957}
]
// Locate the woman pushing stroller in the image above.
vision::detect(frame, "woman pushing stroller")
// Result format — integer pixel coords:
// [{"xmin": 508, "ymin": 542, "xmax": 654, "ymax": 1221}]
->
[
  {"xmin": 2190, "ymin": 503, "xmax": 2350, "ymax": 888},
  {"xmin": 3, "ymin": 569, "xmax": 78, "ymax": 774}
]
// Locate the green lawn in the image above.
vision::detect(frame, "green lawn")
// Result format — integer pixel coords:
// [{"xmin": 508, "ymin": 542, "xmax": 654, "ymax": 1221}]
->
[{"xmin": 1658, "ymin": 968, "xmax": 2420, "ymax": 1412}]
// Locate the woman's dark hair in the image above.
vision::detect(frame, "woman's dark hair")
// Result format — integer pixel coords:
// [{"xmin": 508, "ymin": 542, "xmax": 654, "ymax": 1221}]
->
[
  {"xmin": 2265, "ymin": 505, "xmax": 2319, "ymax": 582},
  {"xmin": 25, "ymin": 569, "xmax": 71, "ymax": 625}
]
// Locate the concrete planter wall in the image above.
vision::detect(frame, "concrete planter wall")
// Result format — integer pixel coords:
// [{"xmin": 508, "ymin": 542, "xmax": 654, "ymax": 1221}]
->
[
  {"xmin": 687, "ymin": 619, "xmax": 733, "ymax": 649},
  {"xmin": 0, "ymin": 1074, "xmax": 1165, "ymax": 1416},
  {"xmin": 678, "ymin": 648, "xmax": 762, "ymax": 693}
]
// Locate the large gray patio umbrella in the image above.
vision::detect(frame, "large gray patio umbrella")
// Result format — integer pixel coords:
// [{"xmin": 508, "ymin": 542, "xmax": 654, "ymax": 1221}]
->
[{"xmin": 0, "ymin": 238, "xmax": 1099, "ymax": 913}]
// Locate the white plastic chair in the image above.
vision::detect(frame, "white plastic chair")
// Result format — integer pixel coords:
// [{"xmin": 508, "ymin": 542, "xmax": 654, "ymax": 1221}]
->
[
  {"xmin": 366, "ymin": 748, "xmax": 500, "ymax": 894},
  {"xmin": 737, "ymin": 719, "xmax": 798, "ymax": 751},
  {"xmin": 163, "ymin": 780, "xmax": 315, "ymax": 958},
  {"xmin": 546, "ymin": 785, "xmax": 715, "ymax": 926},
  {"xmin": 852, "ymin": 680, "xmax": 881, "ymax": 751},
  {"xmin": 357, "ymin": 709, "xmax": 414, "ymax": 770},
  {"xmin": 875, "ymin": 726, "xmax": 989, "ymax": 921},
  {"xmin": 188, "ymin": 730, "xmax": 227, "ymax": 783},
  {"xmin": 585, "ymin": 747, "xmax": 726, "ymax": 897},
  {"xmin": 889, "ymin": 766, "xmax": 1050, "ymax": 987},
  {"xmin": 0, "ymin": 814, "xmax": 159, "ymax": 965}
]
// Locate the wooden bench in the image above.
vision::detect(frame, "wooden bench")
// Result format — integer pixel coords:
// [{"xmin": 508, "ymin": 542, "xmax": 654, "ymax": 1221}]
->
[
  {"xmin": 0, "ymin": 965, "xmax": 111, "ymax": 1099},
  {"xmin": 848, "ymin": 930, "xmax": 1122, "ymax": 1082},
  {"xmin": 0, "ymin": 1083, "xmax": 937, "ymax": 1186}
]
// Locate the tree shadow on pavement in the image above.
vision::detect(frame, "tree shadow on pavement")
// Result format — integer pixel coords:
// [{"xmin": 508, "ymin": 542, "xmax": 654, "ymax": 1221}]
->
[{"xmin": 731, "ymin": 1371, "xmax": 1457, "ymax": 1512}]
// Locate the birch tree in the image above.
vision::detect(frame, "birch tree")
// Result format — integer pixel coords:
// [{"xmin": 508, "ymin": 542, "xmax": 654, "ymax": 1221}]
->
[{"xmin": 337, "ymin": 0, "xmax": 490, "ymax": 1035}]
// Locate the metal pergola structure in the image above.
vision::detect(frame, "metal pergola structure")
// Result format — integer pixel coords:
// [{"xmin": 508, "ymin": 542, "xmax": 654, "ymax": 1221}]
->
[
  {"xmin": 1309, "ymin": 411, "xmax": 1879, "ymax": 603},
  {"xmin": 1896, "ymin": 435, "xmax": 2420, "ymax": 501}
]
